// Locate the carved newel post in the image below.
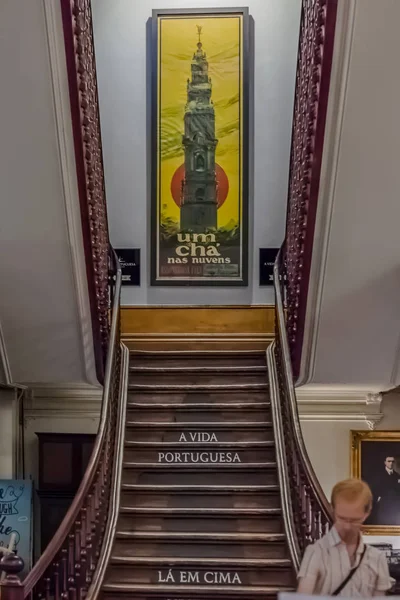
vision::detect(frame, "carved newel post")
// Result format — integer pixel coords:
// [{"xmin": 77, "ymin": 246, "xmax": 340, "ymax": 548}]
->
[{"xmin": 0, "ymin": 553, "xmax": 25, "ymax": 600}]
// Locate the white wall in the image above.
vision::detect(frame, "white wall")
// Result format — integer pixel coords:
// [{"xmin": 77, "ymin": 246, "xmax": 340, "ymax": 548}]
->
[
  {"xmin": 92, "ymin": 0, "xmax": 301, "ymax": 305},
  {"xmin": 301, "ymin": 388, "xmax": 400, "ymax": 547},
  {"xmin": 301, "ymin": 389, "xmax": 400, "ymax": 497},
  {"xmin": 0, "ymin": 0, "xmax": 97, "ymax": 385},
  {"xmin": 300, "ymin": 0, "xmax": 400, "ymax": 390}
]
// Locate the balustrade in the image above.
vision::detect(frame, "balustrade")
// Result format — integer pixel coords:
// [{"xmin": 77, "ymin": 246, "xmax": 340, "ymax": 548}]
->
[
  {"xmin": 271, "ymin": 250, "xmax": 332, "ymax": 566},
  {"xmin": 0, "ymin": 251, "xmax": 122, "ymax": 600}
]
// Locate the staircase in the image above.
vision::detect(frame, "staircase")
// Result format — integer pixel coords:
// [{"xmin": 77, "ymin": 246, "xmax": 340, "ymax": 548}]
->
[{"xmin": 101, "ymin": 350, "xmax": 296, "ymax": 599}]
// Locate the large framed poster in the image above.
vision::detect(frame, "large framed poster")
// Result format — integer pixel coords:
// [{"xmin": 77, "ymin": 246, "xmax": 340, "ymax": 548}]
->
[{"xmin": 151, "ymin": 8, "xmax": 249, "ymax": 286}]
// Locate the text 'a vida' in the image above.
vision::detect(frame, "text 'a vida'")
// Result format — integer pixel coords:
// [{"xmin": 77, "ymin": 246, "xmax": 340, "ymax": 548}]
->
[{"xmin": 178, "ymin": 432, "xmax": 218, "ymax": 443}]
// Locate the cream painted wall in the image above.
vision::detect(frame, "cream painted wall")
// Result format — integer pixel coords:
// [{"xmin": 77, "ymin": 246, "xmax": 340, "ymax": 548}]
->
[
  {"xmin": 300, "ymin": 0, "xmax": 400, "ymax": 390},
  {"xmin": 92, "ymin": 0, "xmax": 301, "ymax": 306},
  {"xmin": 301, "ymin": 389, "xmax": 400, "ymax": 548},
  {"xmin": 0, "ymin": 0, "xmax": 97, "ymax": 385},
  {"xmin": 301, "ymin": 418, "xmax": 368, "ymax": 498},
  {"xmin": 301, "ymin": 392, "xmax": 400, "ymax": 490}
]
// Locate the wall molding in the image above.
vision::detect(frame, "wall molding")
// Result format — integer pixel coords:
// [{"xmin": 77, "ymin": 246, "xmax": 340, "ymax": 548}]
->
[
  {"xmin": 298, "ymin": 0, "xmax": 357, "ymax": 386},
  {"xmin": 121, "ymin": 305, "xmax": 274, "ymax": 350},
  {"xmin": 42, "ymin": 0, "xmax": 98, "ymax": 386},
  {"xmin": 297, "ymin": 384, "xmax": 383, "ymax": 429},
  {"xmin": 24, "ymin": 381, "xmax": 384, "ymax": 430},
  {"xmin": 24, "ymin": 384, "xmax": 102, "ymax": 421}
]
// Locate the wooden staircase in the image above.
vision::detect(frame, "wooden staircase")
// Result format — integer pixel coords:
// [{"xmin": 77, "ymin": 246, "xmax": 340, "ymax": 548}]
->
[{"xmin": 101, "ymin": 350, "xmax": 296, "ymax": 599}]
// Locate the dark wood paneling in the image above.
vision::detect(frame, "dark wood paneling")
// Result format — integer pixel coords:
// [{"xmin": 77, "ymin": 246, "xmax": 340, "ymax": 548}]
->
[{"xmin": 36, "ymin": 433, "xmax": 95, "ymax": 552}]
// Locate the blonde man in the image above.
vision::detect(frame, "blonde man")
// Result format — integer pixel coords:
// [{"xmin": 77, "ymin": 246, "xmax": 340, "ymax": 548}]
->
[{"xmin": 297, "ymin": 479, "xmax": 393, "ymax": 596}]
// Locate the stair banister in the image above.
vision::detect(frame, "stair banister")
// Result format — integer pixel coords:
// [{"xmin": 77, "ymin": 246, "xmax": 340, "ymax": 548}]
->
[
  {"xmin": 268, "ymin": 248, "xmax": 333, "ymax": 569},
  {"xmin": 0, "ymin": 248, "xmax": 123, "ymax": 600}
]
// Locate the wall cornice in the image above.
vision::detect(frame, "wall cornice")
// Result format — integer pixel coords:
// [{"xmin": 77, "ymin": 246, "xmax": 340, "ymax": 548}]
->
[
  {"xmin": 297, "ymin": 384, "xmax": 383, "ymax": 429},
  {"xmin": 24, "ymin": 384, "xmax": 102, "ymax": 421}
]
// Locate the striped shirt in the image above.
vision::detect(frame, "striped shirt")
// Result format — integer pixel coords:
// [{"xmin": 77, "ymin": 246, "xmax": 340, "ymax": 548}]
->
[{"xmin": 298, "ymin": 527, "xmax": 393, "ymax": 597}]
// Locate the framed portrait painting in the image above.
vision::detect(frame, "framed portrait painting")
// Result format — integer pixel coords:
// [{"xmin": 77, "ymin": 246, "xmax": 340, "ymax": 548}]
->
[
  {"xmin": 351, "ymin": 430, "xmax": 400, "ymax": 534},
  {"xmin": 151, "ymin": 8, "xmax": 249, "ymax": 286}
]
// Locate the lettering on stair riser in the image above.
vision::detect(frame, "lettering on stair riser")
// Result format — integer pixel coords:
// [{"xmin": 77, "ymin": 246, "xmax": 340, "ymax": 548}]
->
[
  {"xmin": 179, "ymin": 432, "xmax": 218, "ymax": 443},
  {"xmin": 157, "ymin": 570, "xmax": 242, "ymax": 585},
  {"xmin": 158, "ymin": 452, "xmax": 241, "ymax": 463}
]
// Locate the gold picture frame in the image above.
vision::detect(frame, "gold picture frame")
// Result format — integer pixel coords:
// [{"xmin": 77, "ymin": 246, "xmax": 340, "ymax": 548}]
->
[{"xmin": 351, "ymin": 430, "xmax": 400, "ymax": 535}]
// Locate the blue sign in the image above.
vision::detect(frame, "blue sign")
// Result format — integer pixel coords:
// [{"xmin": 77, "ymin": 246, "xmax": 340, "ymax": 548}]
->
[{"xmin": 0, "ymin": 480, "xmax": 32, "ymax": 577}]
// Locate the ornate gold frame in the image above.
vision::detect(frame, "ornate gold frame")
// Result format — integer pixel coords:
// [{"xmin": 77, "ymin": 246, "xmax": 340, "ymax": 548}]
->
[{"xmin": 351, "ymin": 430, "xmax": 400, "ymax": 535}]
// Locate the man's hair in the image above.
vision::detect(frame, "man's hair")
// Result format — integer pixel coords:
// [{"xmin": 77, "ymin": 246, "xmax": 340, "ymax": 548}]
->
[{"xmin": 331, "ymin": 478, "xmax": 372, "ymax": 512}]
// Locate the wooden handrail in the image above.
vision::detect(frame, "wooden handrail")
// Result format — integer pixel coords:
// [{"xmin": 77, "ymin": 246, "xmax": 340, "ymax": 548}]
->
[
  {"xmin": 283, "ymin": 0, "xmax": 338, "ymax": 378},
  {"xmin": 85, "ymin": 344, "xmax": 130, "ymax": 599},
  {"xmin": 267, "ymin": 341, "xmax": 302, "ymax": 571},
  {"xmin": 270, "ymin": 249, "xmax": 333, "ymax": 564}
]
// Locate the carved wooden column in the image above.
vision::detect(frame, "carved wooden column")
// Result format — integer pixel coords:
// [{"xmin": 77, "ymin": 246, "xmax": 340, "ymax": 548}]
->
[
  {"xmin": 60, "ymin": 0, "xmax": 111, "ymax": 383},
  {"xmin": 284, "ymin": 0, "xmax": 338, "ymax": 378}
]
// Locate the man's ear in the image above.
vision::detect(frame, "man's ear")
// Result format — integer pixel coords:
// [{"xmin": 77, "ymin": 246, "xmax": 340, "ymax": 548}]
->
[{"xmin": 362, "ymin": 508, "xmax": 371, "ymax": 523}]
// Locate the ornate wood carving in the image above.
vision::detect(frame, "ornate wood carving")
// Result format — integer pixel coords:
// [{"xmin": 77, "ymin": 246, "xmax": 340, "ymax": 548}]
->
[
  {"xmin": 60, "ymin": 0, "xmax": 110, "ymax": 382},
  {"xmin": 1, "ymin": 270, "xmax": 122, "ymax": 600},
  {"xmin": 274, "ymin": 251, "xmax": 333, "ymax": 556},
  {"xmin": 0, "ymin": 3, "xmax": 122, "ymax": 600},
  {"xmin": 284, "ymin": 0, "xmax": 338, "ymax": 378}
]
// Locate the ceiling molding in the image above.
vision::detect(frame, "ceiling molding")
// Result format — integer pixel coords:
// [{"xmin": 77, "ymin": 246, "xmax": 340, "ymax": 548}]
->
[
  {"xmin": 297, "ymin": 383, "xmax": 383, "ymax": 429},
  {"xmin": 42, "ymin": 0, "xmax": 98, "ymax": 386},
  {"xmin": 24, "ymin": 384, "xmax": 102, "ymax": 422},
  {"xmin": 29, "ymin": 382, "xmax": 102, "ymax": 397},
  {"xmin": 298, "ymin": 0, "xmax": 357, "ymax": 386}
]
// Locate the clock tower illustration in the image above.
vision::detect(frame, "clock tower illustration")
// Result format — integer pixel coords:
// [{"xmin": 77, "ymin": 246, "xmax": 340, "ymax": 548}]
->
[{"xmin": 180, "ymin": 25, "xmax": 218, "ymax": 232}]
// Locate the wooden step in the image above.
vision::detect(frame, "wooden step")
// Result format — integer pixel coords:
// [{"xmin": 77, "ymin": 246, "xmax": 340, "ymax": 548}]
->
[
  {"xmin": 128, "ymin": 390, "xmax": 270, "ymax": 404},
  {"xmin": 122, "ymin": 462, "xmax": 278, "ymax": 486},
  {"xmin": 128, "ymin": 381, "xmax": 268, "ymax": 391},
  {"xmin": 120, "ymin": 483, "xmax": 280, "ymax": 509},
  {"xmin": 124, "ymin": 441, "xmax": 275, "ymax": 463},
  {"xmin": 117, "ymin": 507, "xmax": 284, "ymax": 534},
  {"xmin": 126, "ymin": 404, "xmax": 270, "ymax": 424},
  {"xmin": 130, "ymin": 365, "xmax": 267, "ymax": 373},
  {"xmin": 113, "ymin": 531, "xmax": 288, "ymax": 559},
  {"xmin": 102, "ymin": 582, "xmax": 294, "ymax": 598},
  {"xmin": 130, "ymin": 350, "xmax": 266, "ymax": 368},
  {"xmin": 124, "ymin": 422, "xmax": 273, "ymax": 443},
  {"xmin": 106, "ymin": 556, "xmax": 295, "ymax": 587}
]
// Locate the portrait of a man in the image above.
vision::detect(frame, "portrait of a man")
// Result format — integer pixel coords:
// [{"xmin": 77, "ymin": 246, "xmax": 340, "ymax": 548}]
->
[{"xmin": 351, "ymin": 431, "xmax": 400, "ymax": 533}]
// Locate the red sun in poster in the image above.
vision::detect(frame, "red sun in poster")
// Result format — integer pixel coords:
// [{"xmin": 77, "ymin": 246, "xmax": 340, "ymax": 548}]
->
[{"xmin": 170, "ymin": 163, "xmax": 229, "ymax": 209}]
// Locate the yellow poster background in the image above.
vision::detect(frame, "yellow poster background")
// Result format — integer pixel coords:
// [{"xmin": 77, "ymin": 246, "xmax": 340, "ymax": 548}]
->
[{"xmin": 158, "ymin": 15, "xmax": 242, "ymax": 229}]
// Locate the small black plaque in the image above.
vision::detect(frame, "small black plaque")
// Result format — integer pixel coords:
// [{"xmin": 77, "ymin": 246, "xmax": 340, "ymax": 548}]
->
[
  {"xmin": 115, "ymin": 249, "xmax": 140, "ymax": 286},
  {"xmin": 259, "ymin": 248, "xmax": 279, "ymax": 286}
]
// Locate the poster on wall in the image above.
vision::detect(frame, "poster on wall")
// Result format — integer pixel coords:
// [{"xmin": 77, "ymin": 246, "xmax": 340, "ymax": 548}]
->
[
  {"xmin": 151, "ymin": 8, "xmax": 249, "ymax": 286},
  {"xmin": 0, "ymin": 480, "xmax": 32, "ymax": 577}
]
